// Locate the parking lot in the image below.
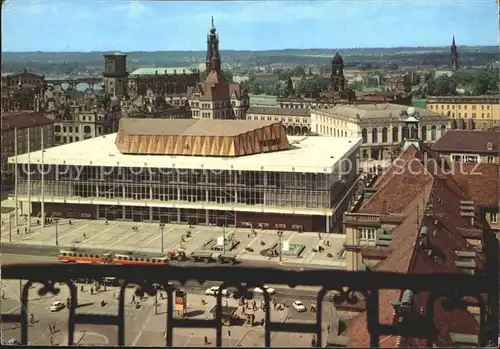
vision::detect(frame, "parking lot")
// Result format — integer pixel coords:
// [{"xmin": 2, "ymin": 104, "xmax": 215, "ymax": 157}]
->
[{"xmin": 1, "ymin": 208, "xmax": 346, "ymax": 268}]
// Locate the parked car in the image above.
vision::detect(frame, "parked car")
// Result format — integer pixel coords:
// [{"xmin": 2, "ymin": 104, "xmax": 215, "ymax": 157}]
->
[
  {"xmin": 253, "ymin": 285, "xmax": 276, "ymax": 295},
  {"xmin": 205, "ymin": 286, "xmax": 229, "ymax": 297},
  {"xmin": 292, "ymin": 300, "xmax": 306, "ymax": 312},
  {"xmin": 7, "ymin": 338, "xmax": 21, "ymax": 345},
  {"xmin": 50, "ymin": 300, "xmax": 65, "ymax": 312}
]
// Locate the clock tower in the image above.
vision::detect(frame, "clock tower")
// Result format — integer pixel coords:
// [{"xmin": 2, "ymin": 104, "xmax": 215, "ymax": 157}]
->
[{"xmin": 103, "ymin": 53, "xmax": 128, "ymax": 98}]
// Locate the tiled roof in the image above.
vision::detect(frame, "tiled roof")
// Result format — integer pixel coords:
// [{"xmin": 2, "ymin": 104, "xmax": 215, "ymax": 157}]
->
[
  {"xmin": 345, "ymin": 143, "xmax": 485, "ymax": 348},
  {"xmin": 186, "ymin": 81, "xmax": 246, "ymax": 102},
  {"xmin": 1, "ymin": 112, "xmax": 54, "ymax": 132},
  {"xmin": 452, "ymin": 163, "xmax": 499, "ymax": 207},
  {"xmin": 432, "ymin": 130, "xmax": 500, "ymax": 153},
  {"xmin": 247, "ymin": 106, "xmax": 310, "ymax": 117}
]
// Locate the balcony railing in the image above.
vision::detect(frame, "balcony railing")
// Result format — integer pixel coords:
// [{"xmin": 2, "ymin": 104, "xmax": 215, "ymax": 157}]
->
[{"xmin": 1, "ymin": 264, "xmax": 494, "ymax": 347}]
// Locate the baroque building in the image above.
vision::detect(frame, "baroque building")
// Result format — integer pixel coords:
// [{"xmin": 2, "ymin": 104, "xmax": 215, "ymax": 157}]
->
[
  {"xmin": 278, "ymin": 52, "xmax": 412, "ymax": 109},
  {"xmin": 1, "ymin": 70, "xmax": 44, "ymax": 112},
  {"xmin": 186, "ymin": 19, "xmax": 249, "ymax": 120},
  {"xmin": 310, "ymin": 104, "xmax": 451, "ymax": 160}
]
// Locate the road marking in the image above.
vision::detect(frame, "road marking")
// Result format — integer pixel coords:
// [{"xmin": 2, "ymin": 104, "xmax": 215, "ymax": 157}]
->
[
  {"xmin": 170, "ymin": 226, "xmax": 205, "ymax": 251},
  {"xmin": 131, "ymin": 306, "xmax": 155, "ymax": 346},
  {"xmin": 49, "ymin": 223, "xmax": 91, "ymax": 245},
  {"xmin": 236, "ymin": 235, "xmax": 260, "ymax": 258},
  {"xmin": 105, "ymin": 228, "xmax": 141, "ymax": 249},
  {"xmin": 304, "ymin": 251, "xmax": 317, "ymax": 264},
  {"xmin": 140, "ymin": 225, "xmax": 177, "ymax": 249},
  {"xmin": 79, "ymin": 223, "xmax": 120, "ymax": 244}
]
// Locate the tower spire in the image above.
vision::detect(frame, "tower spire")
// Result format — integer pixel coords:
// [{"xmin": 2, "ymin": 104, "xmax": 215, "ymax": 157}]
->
[
  {"xmin": 211, "ymin": 16, "xmax": 214, "ymax": 29},
  {"xmin": 452, "ymin": 35, "xmax": 456, "ymax": 46}
]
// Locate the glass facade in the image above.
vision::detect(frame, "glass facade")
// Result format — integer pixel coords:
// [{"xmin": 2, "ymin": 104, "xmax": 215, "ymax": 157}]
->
[{"xmin": 16, "ymin": 165, "xmax": 339, "ymax": 210}]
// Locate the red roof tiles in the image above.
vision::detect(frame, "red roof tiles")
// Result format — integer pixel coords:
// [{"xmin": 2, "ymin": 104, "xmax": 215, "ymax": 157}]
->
[
  {"xmin": 432, "ymin": 130, "xmax": 500, "ymax": 154},
  {"xmin": 1, "ymin": 112, "xmax": 53, "ymax": 132},
  {"xmin": 345, "ymin": 143, "xmax": 486, "ymax": 348}
]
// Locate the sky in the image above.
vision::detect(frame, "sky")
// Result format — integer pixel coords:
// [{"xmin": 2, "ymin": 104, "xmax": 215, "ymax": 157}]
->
[{"xmin": 1, "ymin": 0, "xmax": 498, "ymax": 52}]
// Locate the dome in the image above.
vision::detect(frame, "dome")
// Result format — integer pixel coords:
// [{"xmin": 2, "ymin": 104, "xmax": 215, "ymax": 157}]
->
[{"xmin": 332, "ymin": 52, "xmax": 343, "ymax": 64}]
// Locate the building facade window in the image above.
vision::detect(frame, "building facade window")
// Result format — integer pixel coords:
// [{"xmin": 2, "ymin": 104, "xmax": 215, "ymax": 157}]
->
[
  {"xmin": 491, "ymin": 213, "xmax": 498, "ymax": 224},
  {"xmin": 360, "ymin": 228, "xmax": 376, "ymax": 243}
]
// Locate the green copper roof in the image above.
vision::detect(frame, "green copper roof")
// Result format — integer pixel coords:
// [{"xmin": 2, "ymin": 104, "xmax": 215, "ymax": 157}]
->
[
  {"xmin": 402, "ymin": 139, "xmax": 421, "ymax": 151},
  {"xmin": 130, "ymin": 67, "xmax": 196, "ymax": 76}
]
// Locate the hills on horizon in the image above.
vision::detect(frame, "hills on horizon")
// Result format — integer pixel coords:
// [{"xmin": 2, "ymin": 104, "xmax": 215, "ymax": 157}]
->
[{"xmin": 2, "ymin": 45, "xmax": 497, "ymax": 55}]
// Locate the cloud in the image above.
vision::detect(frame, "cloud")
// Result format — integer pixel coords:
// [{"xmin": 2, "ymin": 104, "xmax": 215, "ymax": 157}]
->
[{"xmin": 112, "ymin": 1, "xmax": 151, "ymax": 18}]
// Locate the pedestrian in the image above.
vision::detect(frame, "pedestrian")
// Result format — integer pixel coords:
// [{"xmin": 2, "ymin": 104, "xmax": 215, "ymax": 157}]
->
[
  {"xmin": 80, "ymin": 285, "xmax": 84, "ymax": 292},
  {"xmin": 163, "ymin": 330, "xmax": 166, "ymax": 340},
  {"xmin": 48, "ymin": 324, "xmax": 52, "ymax": 334},
  {"xmin": 90, "ymin": 287, "xmax": 94, "ymax": 295},
  {"xmin": 29, "ymin": 313, "xmax": 34, "ymax": 324},
  {"xmin": 204, "ymin": 336, "xmax": 209, "ymax": 345},
  {"xmin": 224, "ymin": 300, "xmax": 228, "ymax": 307},
  {"xmin": 49, "ymin": 335, "xmax": 54, "ymax": 346},
  {"xmin": 132, "ymin": 295, "xmax": 136, "ymax": 304},
  {"xmin": 83, "ymin": 232, "xmax": 86, "ymax": 239},
  {"xmin": 327, "ymin": 324, "xmax": 331, "ymax": 333},
  {"xmin": 113, "ymin": 292, "xmax": 116, "ymax": 299},
  {"xmin": 17, "ymin": 228, "xmax": 19, "ymax": 235},
  {"xmin": 311, "ymin": 335, "xmax": 317, "ymax": 347}
]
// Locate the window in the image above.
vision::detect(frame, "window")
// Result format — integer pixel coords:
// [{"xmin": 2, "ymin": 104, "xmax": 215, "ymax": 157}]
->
[
  {"xmin": 55, "ymin": 125, "xmax": 61, "ymax": 132},
  {"xmin": 487, "ymin": 156, "xmax": 494, "ymax": 164},
  {"xmin": 75, "ymin": 127, "xmax": 79, "ymax": 133},
  {"xmin": 360, "ymin": 228, "xmax": 376, "ymax": 242},
  {"xmin": 69, "ymin": 126, "xmax": 73, "ymax": 132},
  {"xmin": 491, "ymin": 213, "xmax": 498, "ymax": 224},
  {"xmin": 84, "ymin": 126, "xmax": 91, "ymax": 133},
  {"xmin": 63, "ymin": 127, "xmax": 67, "ymax": 133}
]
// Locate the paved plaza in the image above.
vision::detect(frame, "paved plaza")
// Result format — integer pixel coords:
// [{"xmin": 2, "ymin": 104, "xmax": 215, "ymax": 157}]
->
[
  {"xmin": 1, "ymin": 273, "xmax": 332, "ymax": 347},
  {"xmin": 0, "ymin": 203, "xmax": 346, "ymax": 269}
]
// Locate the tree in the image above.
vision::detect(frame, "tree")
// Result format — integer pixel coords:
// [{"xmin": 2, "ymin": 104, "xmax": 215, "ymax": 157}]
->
[
  {"xmin": 424, "ymin": 75, "xmax": 457, "ymax": 96},
  {"xmin": 222, "ymin": 70, "xmax": 233, "ymax": 83},
  {"xmin": 291, "ymin": 66, "xmax": 306, "ymax": 78}
]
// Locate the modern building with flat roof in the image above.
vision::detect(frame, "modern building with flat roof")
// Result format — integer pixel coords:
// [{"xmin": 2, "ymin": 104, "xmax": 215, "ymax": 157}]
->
[{"xmin": 9, "ymin": 119, "xmax": 362, "ymax": 233}]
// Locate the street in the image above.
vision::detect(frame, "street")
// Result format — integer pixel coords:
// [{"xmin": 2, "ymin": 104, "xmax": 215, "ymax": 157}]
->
[{"xmin": 2, "ymin": 253, "xmax": 335, "ymax": 347}]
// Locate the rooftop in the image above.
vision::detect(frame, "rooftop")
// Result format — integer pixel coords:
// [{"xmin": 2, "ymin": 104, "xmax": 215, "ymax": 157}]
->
[
  {"xmin": 9, "ymin": 133, "xmax": 362, "ymax": 173},
  {"xmin": 344, "ymin": 143, "xmax": 486, "ymax": 347},
  {"xmin": 118, "ymin": 118, "xmax": 279, "ymax": 137},
  {"xmin": 1, "ymin": 112, "xmax": 54, "ymax": 132},
  {"xmin": 432, "ymin": 130, "xmax": 500, "ymax": 153},
  {"xmin": 130, "ymin": 67, "xmax": 196, "ymax": 76},
  {"xmin": 247, "ymin": 106, "xmax": 310, "ymax": 117},
  {"xmin": 315, "ymin": 103, "xmax": 441, "ymax": 120}
]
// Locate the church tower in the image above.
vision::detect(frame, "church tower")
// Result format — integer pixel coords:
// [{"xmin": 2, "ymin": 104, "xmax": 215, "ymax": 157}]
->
[
  {"xmin": 331, "ymin": 51, "xmax": 346, "ymax": 92},
  {"xmin": 450, "ymin": 35, "xmax": 458, "ymax": 71},
  {"xmin": 205, "ymin": 17, "xmax": 221, "ymax": 73},
  {"xmin": 103, "ymin": 53, "xmax": 128, "ymax": 98}
]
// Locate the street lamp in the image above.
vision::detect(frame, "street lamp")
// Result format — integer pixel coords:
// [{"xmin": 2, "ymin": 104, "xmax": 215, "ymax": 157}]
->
[
  {"xmin": 9, "ymin": 212, "xmax": 13, "ymax": 243},
  {"xmin": 54, "ymin": 218, "xmax": 59, "ymax": 246},
  {"xmin": 159, "ymin": 223, "xmax": 165, "ymax": 254},
  {"xmin": 277, "ymin": 231, "xmax": 283, "ymax": 262},
  {"xmin": 223, "ymin": 225, "xmax": 226, "ymax": 254}
]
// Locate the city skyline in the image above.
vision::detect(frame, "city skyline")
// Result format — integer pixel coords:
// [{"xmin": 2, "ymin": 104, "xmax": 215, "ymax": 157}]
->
[{"xmin": 1, "ymin": 0, "xmax": 498, "ymax": 52}]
